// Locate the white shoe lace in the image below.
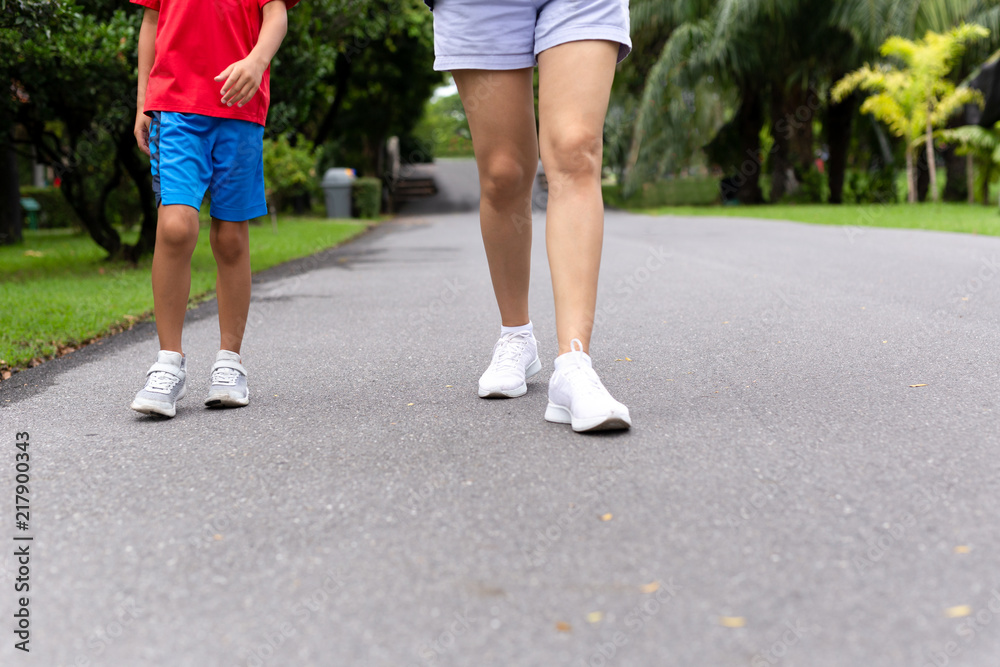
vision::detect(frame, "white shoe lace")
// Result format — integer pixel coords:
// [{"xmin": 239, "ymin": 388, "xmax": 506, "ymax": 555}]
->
[
  {"xmin": 562, "ymin": 362, "xmax": 609, "ymax": 400},
  {"xmin": 146, "ymin": 371, "xmax": 180, "ymax": 394},
  {"xmin": 211, "ymin": 367, "xmax": 241, "ymax": 386},
  {"xmin": 491, "ymin": 332, "xmax": 532, "ymax": 372}
]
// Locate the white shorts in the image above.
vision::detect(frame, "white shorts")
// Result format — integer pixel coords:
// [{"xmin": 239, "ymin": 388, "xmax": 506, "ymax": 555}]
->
[{"xmin": 431, "ymin": 0, "xmax": 632, "ymax": 71}]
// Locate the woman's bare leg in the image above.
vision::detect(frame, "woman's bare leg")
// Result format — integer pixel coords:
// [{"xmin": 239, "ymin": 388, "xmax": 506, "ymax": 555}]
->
[
  {"xmin": 453, "ymin": 69, "xmax": 539, "ymax": 326},
  {"xmin": 537, "ymin": 41, "xmax": 619, "ymax": 354}
]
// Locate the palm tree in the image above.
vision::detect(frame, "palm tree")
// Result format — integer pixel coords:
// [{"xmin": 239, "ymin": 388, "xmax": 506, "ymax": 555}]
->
[
  {"xmin": 832, "ymin": 24, "xmax": 987, "ymax": 202},
  {"xmin": 939, "ymin": 122, "xmax": 1000, "ymax": 206},
  {"xmin": 626, "ymin": 0, "xmax": 1000, "ymax": 204}
]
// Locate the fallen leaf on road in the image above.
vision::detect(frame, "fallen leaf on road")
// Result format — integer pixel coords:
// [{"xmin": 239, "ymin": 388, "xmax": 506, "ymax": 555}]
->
[
  {"xmin": 407, "ymin": 403, "xmax": 414, "ymax": 406},
  {"xmin": 556, "ymin": 621, "xmax": 571, "ymax": 632},
  {"xmin": 586, "ymin": 612, "xmax": 603, "ymax": 623},
  {"xmin": 445, "ymin": 385, "xmax": 453, "ymax": 388},
  {"xmin": 945, "ymin": 605, "xmax": 972, "ymax": 618},
  {"xmin": 909, "ymin": 384, "xmax": 928, "ymax": 388},
  {"xmin": 640, "ymin": 581, "xmax": 660, "ymax": 594},
  {"xmin": 600, "ymin": 513, "xmax": 613, "ymax": 521},
  {"xmin": 954, "ymin": 545, "xmax": 970, "ymax": 554},
  {"xmin": 719, "ymin": 616, "xmax": 746, "ymax": 628},
  {"xmin": 213, "ymin": 534, "xmax": 223, "ymax": 541}
]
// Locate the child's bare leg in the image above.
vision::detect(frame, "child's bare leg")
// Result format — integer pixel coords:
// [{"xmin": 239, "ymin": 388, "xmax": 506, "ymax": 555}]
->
[
  {"xmin": 209, "ymin": 218, "xmax": 250, "ymax": 354},
  {"xmin": 151, "ymin": 204, "xmax": 200, "ymax": 353},
  {"xmin": 210, "ymin": 219, "xmax": 251, "ymax": 354}
]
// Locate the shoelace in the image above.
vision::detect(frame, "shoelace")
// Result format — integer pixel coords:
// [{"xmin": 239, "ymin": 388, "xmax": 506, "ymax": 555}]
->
[
  {"xmin": 146, "ymin": 371, "xmax": 180, "ymax": 394},
  {"xmin": 492, "ymin": 332, "xmax": 532, "ymax": 371},
  {"xmin": 211, "ymin": 367, "xmax": 241, "ymax": 386},
  {"xmin": 562, "ymin": 361, "xmax": 609, "ymax": 400}
]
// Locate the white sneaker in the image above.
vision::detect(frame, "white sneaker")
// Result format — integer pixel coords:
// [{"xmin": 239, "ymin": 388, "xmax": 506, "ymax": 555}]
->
[
  {"xmin": 478, "ymin": 330, "xmax": 542, "ymax": 398},
  {"xmin": 205, "ymin": 350, "xmax": 249, "ymax": 408},
  {"xmin": 545, "ymin": 339, "xmax": 631, "ymax": 432},
  {"xmin": 131, "ymin": 351, "xmax": 187, "ymax": 418}
]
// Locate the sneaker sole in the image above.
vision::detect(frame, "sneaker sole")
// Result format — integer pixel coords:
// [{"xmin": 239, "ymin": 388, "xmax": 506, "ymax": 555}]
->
[
  {"xmin": 130, "ymin": 384, "xmax": 185, "ymax": 418},
  {"xmin": 478, "ymin": 356, "xmax": 542, "ymax": 398},
  {"xmin": 544, "ymin": 402, "xmax": 632, "ymax": 433},
  {"xmin": 205, "ymin": 393, "xmax": 249, "ymax": 408},
  {"xmin": 130, "ymin": 401, "xmax": 176, "ymax": 418}
]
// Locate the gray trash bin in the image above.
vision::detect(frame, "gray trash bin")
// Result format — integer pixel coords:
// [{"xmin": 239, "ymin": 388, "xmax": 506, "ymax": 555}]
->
[{"xmin": 321, "ymin": 168, "xmax": 356, "ymax": 218}]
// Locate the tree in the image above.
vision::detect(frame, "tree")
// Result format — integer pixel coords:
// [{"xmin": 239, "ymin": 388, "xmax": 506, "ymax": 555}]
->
[
  {"xmin": 0, "ymin": 0, "xmax": 77, "ymax": 245},
  {"xmin": 832, "ymin": 24, "xmax": 988, "ymax": 203},
  {"xmin": 939, "ymin": 123, "xmax": 1000, "ymax": 207},
  {"xmin": 623, "ymin": 0, "xmax": 1000, "ymax": 205},
  {"xmin": 3, "ymin": 2, "xmax": 159, "ymax": 259}
]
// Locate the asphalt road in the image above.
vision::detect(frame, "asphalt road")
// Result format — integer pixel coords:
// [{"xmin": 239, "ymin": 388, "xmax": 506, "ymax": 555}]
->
[{"xmin": 3, "ymin": 159, "xmax": 1000, "ymax": 667}]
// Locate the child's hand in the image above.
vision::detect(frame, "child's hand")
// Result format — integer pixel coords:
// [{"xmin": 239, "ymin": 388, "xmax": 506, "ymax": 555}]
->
[
  {"xmin": 134, "ymin": 112, "xmax": 152, "ymax": 156},
  {"xmin": 214, "ymin": 57, "xmax": 266, "ymax": 108}
]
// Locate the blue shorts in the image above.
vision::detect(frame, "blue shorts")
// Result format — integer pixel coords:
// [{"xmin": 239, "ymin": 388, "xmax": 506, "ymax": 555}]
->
[
  {"xmin": 148, "ymin": 111, "xmax": 268, "ymax": 222},
  {"xmin": 431, "ymin": 0, "xmax": 631, "ymax": 71}
]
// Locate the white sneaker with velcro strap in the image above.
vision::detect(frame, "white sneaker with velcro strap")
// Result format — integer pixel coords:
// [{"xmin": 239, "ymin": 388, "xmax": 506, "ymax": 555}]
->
[
  {"xmin": 204, "ymin": 350, "xmax": 249, "ymax": 408},
  {"xmin": 131, "ymin": 350, "xmax": 187, "ymax": 418}
]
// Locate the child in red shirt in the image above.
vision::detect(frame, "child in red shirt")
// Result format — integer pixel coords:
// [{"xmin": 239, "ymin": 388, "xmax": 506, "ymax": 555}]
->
[{"xmin": 129, "ymin": 0, "xmax": 297, "ymax": 418}]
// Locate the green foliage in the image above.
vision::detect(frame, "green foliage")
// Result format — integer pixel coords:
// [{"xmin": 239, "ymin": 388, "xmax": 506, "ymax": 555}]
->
[
  {"xmin": 412, "ymin": 92, "xmax": 474, "ymax": 160},
  {"xmin": 352, "ymin": 177, "xmax": 382, "ymax": 219},
  {"xmin": 603, "ymin": 176, "xmax": 720, "ymax": 208},
  {"xmin": 833, "ymin": 24, "xmax": 988, "ymax": 202},
  {"xmin": 781, "ymin": 167, "xmax": 827, "ymax": 204},
  {"xmin": 843, "ymin": 167, "xmax": 899, "ymax": 204},
  {"xmin": 833, "ymin": 25, "xmax": 988, "ymax": 143},
  {"xmin": 19, "ymin": 186, "xmax": 81, "ymax": 229},
  {"xmin": 625, "ymin": 0, "xmax": 1000, "ymax": 202},
  {"xmin": 263, "ymin": 135, "xmax": 319, "ymax": 211}
]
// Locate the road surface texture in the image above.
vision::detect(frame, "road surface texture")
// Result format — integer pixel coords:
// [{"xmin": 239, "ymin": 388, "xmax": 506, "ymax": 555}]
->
[{"xmin": 3, "ymin": 159, "xmax": 1000, "ymax": 667}]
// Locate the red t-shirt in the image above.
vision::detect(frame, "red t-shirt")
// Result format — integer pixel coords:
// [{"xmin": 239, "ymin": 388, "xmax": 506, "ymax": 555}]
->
[{"xmin": 131, "ymin": 0, "xmax": 298, "ymax": 126}]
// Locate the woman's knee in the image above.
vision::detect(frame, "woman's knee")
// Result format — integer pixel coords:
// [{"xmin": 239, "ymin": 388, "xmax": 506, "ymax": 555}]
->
[
  {"xmin": 541, "ymin": 126, "xmax": 603, "ymax": 181},
  {"xmin": 479, "ymin": 152, "xmax": 536, "ymax": 203}
]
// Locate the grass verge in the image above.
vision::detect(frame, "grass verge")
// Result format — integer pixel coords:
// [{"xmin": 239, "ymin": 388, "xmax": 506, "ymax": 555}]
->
[
  {"xmin": 0, "ymin": 216, "xmax": 368, "ymax": 377},
  {"xmin": 634, "ymin": 203, "xmax": 1000, "ymax": 236}
]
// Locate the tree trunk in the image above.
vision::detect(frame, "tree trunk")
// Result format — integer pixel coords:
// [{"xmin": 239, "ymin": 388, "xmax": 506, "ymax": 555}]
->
[
  {"xmin": 826, "ymin": 91, "xmax": 854, "ymax": 204},
  {"xmin": 916, "ymin": 146, "xmax": 930, "ymax": 202},
  {"xmin": 737, "ymin": 85, "xmax": 765, "ymax": 204},
  {"xmin": 313, "ymin": 56, "xmax": 354, "ymax": 146},
  {"xmin": 967, "ymin": 153, "xmax": 975, "ymax": 204},
  {"xmin": 116, "ymin": 129, "xmax": 157, "ymax": 262},
  {"xmin": 941, "ymin": 144, "xmax": 968, "ymax": 202},
  {"xmin": 926, "ymin": 113, "xmax": 938, "ymax": 203},
  {"xmin": 0, "ymin": 132, "xmax": 22, "ymax": 245},
  {"xmin": 769, "ymin": 82, "xmax": 816, "ymax": 202},
  {"xmin": 981, "ymin": 161, "xmax": 991, "ymax": 206},
  {"xmin": 906, "ymin": 146, "xmax": 916, "ymax": 203}
]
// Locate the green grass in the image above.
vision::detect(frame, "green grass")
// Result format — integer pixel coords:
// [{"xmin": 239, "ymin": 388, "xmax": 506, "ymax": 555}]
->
[
  {"xmin": 633, "ymin": 202, "xmax": 1000, "ymax": 236},
  {"xmin": 0, "ymin": 216, "xmax": 368, "ymax": 371},
  {"xmin": 603, "ymin": 177, "xmax": 720, "ymax": 209}
]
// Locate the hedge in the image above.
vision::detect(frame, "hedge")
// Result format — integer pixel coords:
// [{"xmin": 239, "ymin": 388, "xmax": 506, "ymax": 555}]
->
[
  {"xmin": 352, "ymin": 177, "xmax": 382, "ymax": 219},
  {"xmin": 18, "ymin": 186, "xmax": 82, "ymax": 230}
]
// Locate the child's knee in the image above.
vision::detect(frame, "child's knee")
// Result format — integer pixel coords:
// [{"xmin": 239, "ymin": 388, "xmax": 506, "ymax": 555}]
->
[
  {"xmin": 210, "ymin": 222, "xmax": 249, "ymax": 264},
  {"xmin": 156, "ymin": 213, "xmax": 199, "ymax": 249}
]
